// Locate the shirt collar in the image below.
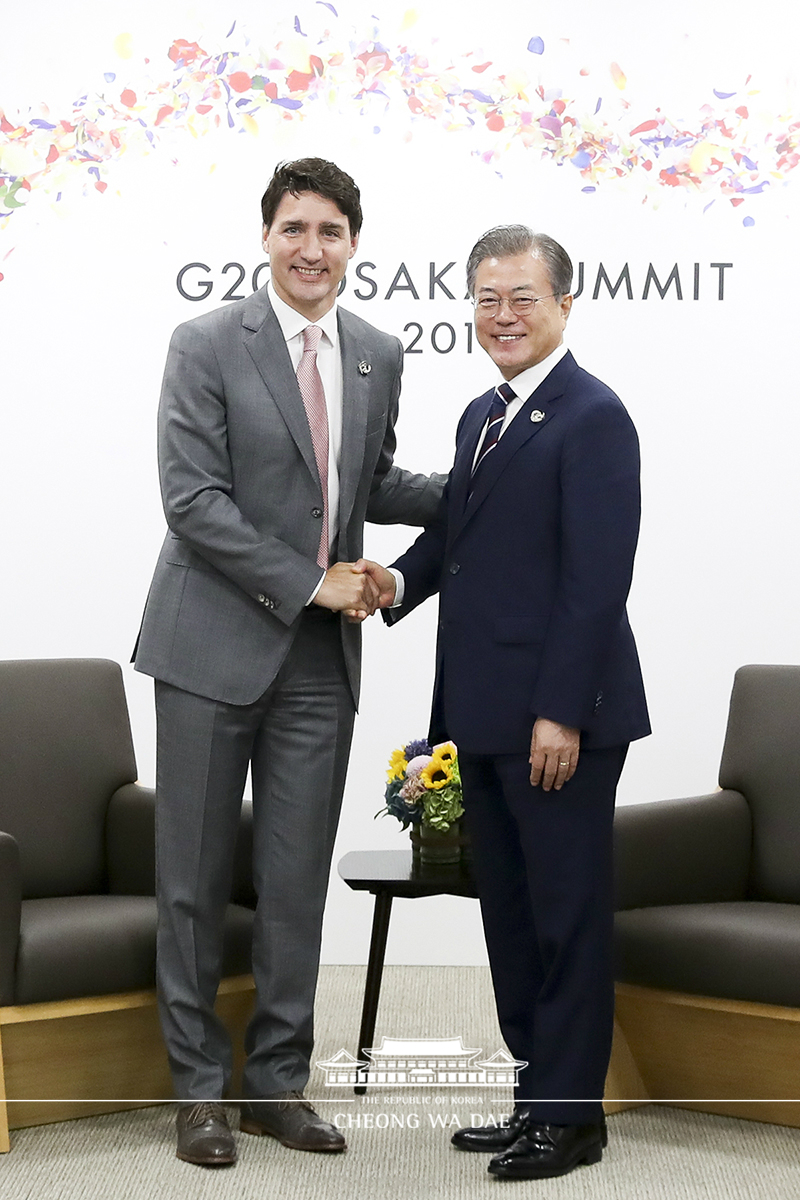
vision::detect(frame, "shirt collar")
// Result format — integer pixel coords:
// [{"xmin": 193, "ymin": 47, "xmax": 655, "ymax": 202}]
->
[
  {"xmin": 267, "ymin": 281, "xmax": 339, "ymax": 348},
  {"xmin": 497, "ymin": 341, "xmax": 568, "ymax": 400}
]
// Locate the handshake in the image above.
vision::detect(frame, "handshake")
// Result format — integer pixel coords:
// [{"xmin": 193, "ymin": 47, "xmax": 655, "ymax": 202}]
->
[{"xmin": 312, "ymin": 559, "xmax": 397, "ymax": 622}]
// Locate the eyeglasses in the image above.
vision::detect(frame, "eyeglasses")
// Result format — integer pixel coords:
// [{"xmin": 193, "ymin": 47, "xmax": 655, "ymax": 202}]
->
[{"xmin": 473, "ymin": 294, "xmax": 557, "ymax": 316}]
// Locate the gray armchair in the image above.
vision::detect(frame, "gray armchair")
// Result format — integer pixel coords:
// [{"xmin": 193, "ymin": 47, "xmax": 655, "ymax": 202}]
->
[
  {"xmin": 610, "ymin": 664, "xmax": 800, "ymax": 1128},
  {"xmin": 0, "ymin": 659, "xmax": 256, "ymax": 1149}
]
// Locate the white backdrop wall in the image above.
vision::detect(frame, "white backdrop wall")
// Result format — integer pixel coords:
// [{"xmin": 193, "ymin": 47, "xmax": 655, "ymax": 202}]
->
[{"xmin": 2, "ymin": 0, "xmax": 798, "ymax": 966}]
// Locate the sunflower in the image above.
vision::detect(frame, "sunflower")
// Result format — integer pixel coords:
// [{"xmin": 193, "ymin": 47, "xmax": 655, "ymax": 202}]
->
[
  {"xmin": 386, "ymin": 747, "xmax": 408, "ymax": 782},
  {"xmin": 421, "ymin": 755, "xmax": 452, "ymax": 791}
]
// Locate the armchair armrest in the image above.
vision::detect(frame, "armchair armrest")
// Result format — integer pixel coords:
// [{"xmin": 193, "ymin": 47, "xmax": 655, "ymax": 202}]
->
[
  {"xmin": 106, "ymin": 783, "xmax": 156, "ymax": 896},
  {"xmin": 0, "ymin": 830, "xmax": 21, "ymax": 1005},
  {"xmin": 614, "ymin": 789, "xmax": 751, "ymax": 911},
  {"xmin": 107, "ymin": 785, "xmax": 256, "ymax": 908}
]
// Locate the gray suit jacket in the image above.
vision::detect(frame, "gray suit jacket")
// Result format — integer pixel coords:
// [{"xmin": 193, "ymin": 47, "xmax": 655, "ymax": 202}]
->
[{"xmin": 134, "ymin": 288, "xmax": 443, "ymax": 706}]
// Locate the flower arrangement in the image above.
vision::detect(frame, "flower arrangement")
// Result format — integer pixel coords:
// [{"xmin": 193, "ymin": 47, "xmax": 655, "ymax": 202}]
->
[{"xmin": 379, "ymin": 738, "xmax": 464, "ymax": 832}]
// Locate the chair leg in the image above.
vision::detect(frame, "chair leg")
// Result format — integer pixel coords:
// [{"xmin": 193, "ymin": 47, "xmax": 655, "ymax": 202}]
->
[{"xmin": 0, "ymin": 1025, "xmax": 10, "ymax": 1152}]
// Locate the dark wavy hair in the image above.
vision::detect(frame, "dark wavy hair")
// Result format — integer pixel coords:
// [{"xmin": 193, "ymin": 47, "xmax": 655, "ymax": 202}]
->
[{"xmin": 261, "ymin": 158, "xmax": 363, "ymax": 236}]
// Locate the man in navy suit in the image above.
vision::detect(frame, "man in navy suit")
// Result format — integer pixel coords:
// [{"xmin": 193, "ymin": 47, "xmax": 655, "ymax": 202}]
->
[{"xmin": 361, "ymin": 226, "xmax": 649, "ymax": 1180}]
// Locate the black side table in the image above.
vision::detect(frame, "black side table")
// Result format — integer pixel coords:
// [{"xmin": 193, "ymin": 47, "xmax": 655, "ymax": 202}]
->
[{"xmin": 337, "ymin": 848, "xmax": 478, "ymax": 1093}]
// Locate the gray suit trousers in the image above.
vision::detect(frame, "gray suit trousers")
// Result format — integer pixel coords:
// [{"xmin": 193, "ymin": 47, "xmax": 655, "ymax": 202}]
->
[{"xmin": 154, "ymin": 611, "xmax": 355, "ymax": 1100}]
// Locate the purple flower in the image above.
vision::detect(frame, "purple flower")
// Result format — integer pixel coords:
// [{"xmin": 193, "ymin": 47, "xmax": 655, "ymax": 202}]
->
[{"xmin": 403, "ymin": 738, "xmax": 432, "ymax": 760}]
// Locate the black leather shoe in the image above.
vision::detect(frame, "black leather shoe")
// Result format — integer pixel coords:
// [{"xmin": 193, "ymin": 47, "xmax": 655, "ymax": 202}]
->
[
  {"xmin": 240, "ymin": 1092, "xmax": 346, "ymax": 1152},
  {"xmin": 175, "ymin": 1102, "xmax": 236, "ymax": 1166},
  {"xmin": 453, "ymin": 1111, "xmax": 607, "ymax": 1153},
  {"xmin": 488, "ymin": 1121, "xmax": 604, "ymax": 1179},
  {"xmin": 451, "ymin": 1108, "xmax": 530, "ymax": 1152}
]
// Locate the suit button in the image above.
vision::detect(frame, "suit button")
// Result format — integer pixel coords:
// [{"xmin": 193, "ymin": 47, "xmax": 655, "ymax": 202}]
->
[
  {"xmin": 257, "ymin": 594, "xmax": 266, "ymax": 603},
  {"xmin": 311, "ymin": 507, "xmax": 323, "ymax": 519},
  {"xmin": 449, "ymin": 563, "xmax": 460, "ymax": 575}
]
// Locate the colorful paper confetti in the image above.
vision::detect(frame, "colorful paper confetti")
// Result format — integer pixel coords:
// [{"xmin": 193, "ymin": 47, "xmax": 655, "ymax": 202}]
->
[{"xmin": 0, "ymin": 11, "xmax": 797, "ymax": 273}]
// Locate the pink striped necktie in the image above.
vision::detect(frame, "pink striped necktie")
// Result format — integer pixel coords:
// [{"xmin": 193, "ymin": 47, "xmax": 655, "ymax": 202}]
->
[
  {"xmin": 469, "ymin": 381, "xmax": 515, "ymax": 496},
  {"xmin": 296, "ymin": 324, "xmax": 330, "ymax": 569}
]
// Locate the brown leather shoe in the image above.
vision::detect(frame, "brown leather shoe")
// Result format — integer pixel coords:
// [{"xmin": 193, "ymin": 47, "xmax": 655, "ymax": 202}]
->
[
  {"xmin": 239, "ymin": 1092, "xmax": 346, "ymax": 1152},
  {"xmin": 175, "ymin": 1102, "xmax": 236, "ymax": 1166}
]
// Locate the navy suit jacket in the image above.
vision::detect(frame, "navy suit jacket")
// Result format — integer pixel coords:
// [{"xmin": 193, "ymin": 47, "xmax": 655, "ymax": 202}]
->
[{"xmin": 389, "ymin": 351, "xmax": 650, "ymax": 755}]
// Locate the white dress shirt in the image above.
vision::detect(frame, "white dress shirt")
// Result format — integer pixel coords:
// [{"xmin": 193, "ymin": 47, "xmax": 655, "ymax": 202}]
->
[
  {"xmin": 267, "ymin": 283, "xmax": 342, "ymax": 600},
  {"xmin": 390, "ymin": 341, "xmax": 569, "ymax": 607},
  {"xmin": 469, "ymin": 342, "xmax": 569, "ymax": 470}
]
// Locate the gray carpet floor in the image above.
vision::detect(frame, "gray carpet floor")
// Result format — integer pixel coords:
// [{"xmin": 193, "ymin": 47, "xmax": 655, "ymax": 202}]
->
[{"xmin": 1, "ymin": 966, "xmax": 799, "ymax": 1199}]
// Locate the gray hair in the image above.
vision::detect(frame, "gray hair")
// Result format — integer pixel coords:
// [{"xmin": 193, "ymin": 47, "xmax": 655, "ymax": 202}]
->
[{"xmin": 466, "ymin": 225, "xmax": 573, "ymax": 299}]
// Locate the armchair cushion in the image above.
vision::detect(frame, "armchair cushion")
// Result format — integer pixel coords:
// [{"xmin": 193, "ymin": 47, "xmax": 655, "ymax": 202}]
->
[
  {"xmin": 14, "ymin": 897, "xmax": 255, "ymax": 1005},
  {"xmin": 615, "ymin": 901, "xmax": 800, "ymax": 1008}
]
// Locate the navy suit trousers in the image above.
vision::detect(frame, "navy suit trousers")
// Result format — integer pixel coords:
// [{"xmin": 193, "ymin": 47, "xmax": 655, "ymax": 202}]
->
[{"xmin": 460, "ymin": 744, "xmax": 627, "ymax": 1124}]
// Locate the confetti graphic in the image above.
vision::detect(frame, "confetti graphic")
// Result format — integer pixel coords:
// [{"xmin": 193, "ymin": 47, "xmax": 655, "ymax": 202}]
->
[{"xmin": 1, "ymin": 10, "xmax": 798, "ymax": 278}]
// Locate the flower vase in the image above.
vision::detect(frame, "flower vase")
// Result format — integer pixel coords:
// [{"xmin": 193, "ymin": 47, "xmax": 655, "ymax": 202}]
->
[{"xmin": 410, "ymin": 820, "xmax": 462, "ymax": 865}]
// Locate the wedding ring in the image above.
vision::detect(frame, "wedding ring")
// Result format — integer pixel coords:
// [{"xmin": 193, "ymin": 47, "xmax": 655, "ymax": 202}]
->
[{"xmin": 559, "ymin": 761, "xmax": 569, "ymax": 767}]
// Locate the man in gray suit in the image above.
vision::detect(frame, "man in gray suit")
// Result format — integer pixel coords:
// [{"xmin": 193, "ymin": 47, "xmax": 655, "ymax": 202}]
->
[{"xmin": 134, "ymin": 158, "xmax": 443, "ymax": 1165}]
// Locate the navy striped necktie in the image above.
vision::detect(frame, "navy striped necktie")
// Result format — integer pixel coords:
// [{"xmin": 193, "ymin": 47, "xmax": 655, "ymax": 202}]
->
[{"xmin": 470, "ymin": 382, "xmax": 516, "ymax": 494}]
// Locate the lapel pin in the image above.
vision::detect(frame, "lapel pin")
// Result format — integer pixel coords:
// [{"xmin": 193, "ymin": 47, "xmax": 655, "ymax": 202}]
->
[
  {"xmin": 358, "ymin": 360, "xmax": 372, "ymax": 375},
  {"xmin": 530, "ymin": 409, "xmax": 545, "ymax": 422}
]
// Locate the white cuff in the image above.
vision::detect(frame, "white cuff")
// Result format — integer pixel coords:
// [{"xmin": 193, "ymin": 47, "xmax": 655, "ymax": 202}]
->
[
  {"xmin": 388, "ymin": 568, "xmax": 405, "ymax": 607},
  {"xmin": 305, "ymin": 570, "xmax": 327, "ymax": 606}
]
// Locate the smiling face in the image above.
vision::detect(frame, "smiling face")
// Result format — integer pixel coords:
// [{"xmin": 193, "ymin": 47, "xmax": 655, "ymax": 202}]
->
[
  {"xmin": 263, "ymin": 190, "xmax": 358, "ymax": 320},
  {"xmin": 473, "ymin": 252, "xmax": 572, "ymax": 380}
]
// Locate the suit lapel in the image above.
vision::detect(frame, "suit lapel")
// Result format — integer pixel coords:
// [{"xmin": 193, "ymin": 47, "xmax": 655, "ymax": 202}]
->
[
  {"xmin": 241, "ymin": 290, "xmax": 319, "ymax": 485},
  {"xmin": 454, "ymin": 352, "xmax": 578, "ymax": 537},
  {"xmin": 337, "ymin": 309, "xmax": 371, "ymax": 537},
  {"xmin": 448, "ymin": 390, "xmax": 495, "ymax": 518}
]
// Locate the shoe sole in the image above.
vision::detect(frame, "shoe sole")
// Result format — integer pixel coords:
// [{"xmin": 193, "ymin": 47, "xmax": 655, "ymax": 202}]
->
[
  {"xmin": 175, "ymin": 1150, "xmax": 237, "ymax": 1166},
  {"xmin": 488, "ymin": 1144, "xmax": 603, "ymax": 1180},
  {"xmin": 239, "ymin": 1118, "xmax": 346, "ymax": 1152},
  {"xmin": 452, "ymin": 1139, "xmax": 515, "ymax": 1153},
  {"xmin": 453, "ymin": 1124, "xmax": 606, "ymax": 1155}
]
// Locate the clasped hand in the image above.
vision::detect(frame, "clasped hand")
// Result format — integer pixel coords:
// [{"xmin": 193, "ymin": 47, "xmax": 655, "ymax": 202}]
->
[{"xmin": 313, "ymin": 559, "xmax": 396, "ymax": 622}]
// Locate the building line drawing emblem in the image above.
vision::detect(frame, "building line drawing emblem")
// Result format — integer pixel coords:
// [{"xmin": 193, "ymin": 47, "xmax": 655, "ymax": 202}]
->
[{"xmin": 316, "ymin": 1036, "xmax": 526, "ymax": 1087}]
